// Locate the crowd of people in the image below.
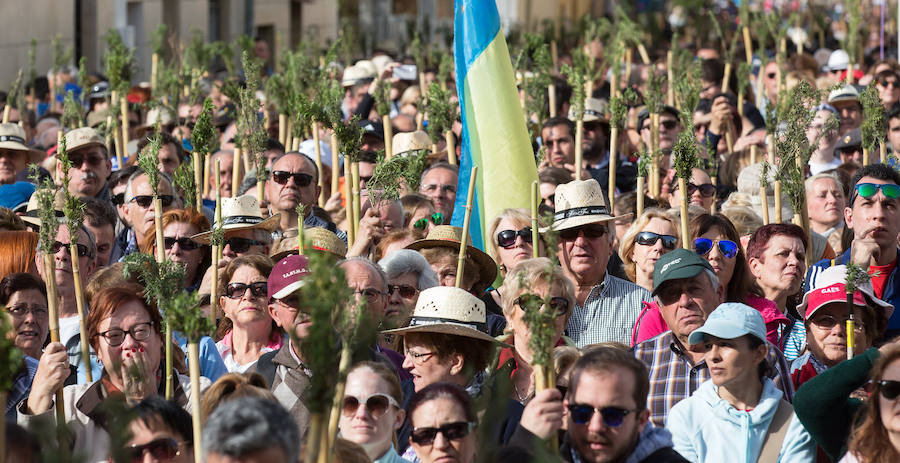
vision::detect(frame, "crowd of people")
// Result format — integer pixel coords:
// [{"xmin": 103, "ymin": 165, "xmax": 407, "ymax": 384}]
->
[{"xmin": 7, "ymin": 3, "xmax": 900, "ymax": 463}]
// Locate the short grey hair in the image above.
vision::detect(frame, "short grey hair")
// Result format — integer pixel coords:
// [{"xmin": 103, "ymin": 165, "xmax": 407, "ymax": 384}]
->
[
  {"xmin": 338, "ymin": 256, "xmax": 389, "ymax": 292},
  {"xmin": 124, "ymin": 169, "xmax": 175, "ymax": 202},
  {"xmin": 654, "ymin": 269, "xmax": 720, "ymax": 307},
  {"xmin": 38, "ymin": 222, "xmax": 97, "ymax": 260},
  {"xmin": 202, "ymin": 397, "xmax": 299, "ymax": 462},
  {"xmin": 378, "ymin": 249, "xmax": 439, "ymax": 290}
]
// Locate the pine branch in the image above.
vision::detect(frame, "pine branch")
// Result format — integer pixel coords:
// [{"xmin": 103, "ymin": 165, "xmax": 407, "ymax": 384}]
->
[
  {"xmin": 425, "ymin": 82, "xmax": 455, "ymax": 145},
  {"xmin": 174, "ymin": 155, "xmax": 197, "ymax": 209},
  {"xmin": 137, "ymin": 131, "xmax": 163, "ymax": 197},
  {"xmin": 151, "ymin": 24, "xmax": 168, "ymax": 57},
  {"xmin": 672, "ymin": 130, "xmax": 698, "ymax": 180},
  {"xmin": 166, "ymin": 291, "xmax": 214, "ymax": 343},
  {"xmin": 61, "ymin": 91, "xmax": 82, "ymax": 129},
  {"xmin": 31, "ymin": 170, "xmax": 59, "ymax": 255},
  {"xmin": 845, "ymin": 263, "xmax": 870, "ymax": 295},
  {"xmin": 104, "ymin": 29, "xmax": 135, "ymax": 95},
  {"xmin": 368, "ymin": 149, "xmax": 428, "ymax": 204},
  {"xmin": 191, "ymin": 98, "xmax": 216, "ymax": 157},
  {"xmin": 860, "ymin": 84, "xmax": 886, "ymax": 152}
]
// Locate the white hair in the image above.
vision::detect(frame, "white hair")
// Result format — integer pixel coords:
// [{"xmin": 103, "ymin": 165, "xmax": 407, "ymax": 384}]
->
[{"xmin": 378, "ymin": 249, "xmax": 439, "ymax": 290}]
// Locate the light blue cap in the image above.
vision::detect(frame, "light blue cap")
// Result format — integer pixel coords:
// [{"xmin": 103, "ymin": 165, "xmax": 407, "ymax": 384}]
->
[{"xmin": 687, "ymin": 302, "xmax": 767, "ymax": 345}]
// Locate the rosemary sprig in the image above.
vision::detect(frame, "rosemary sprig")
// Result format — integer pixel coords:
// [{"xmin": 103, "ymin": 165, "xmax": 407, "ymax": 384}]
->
[
  {"xmin": 236, "ymin": 52, "xmax": 267, "ymax": 184},
  {"xmin": 845, "ymin": 263, "xmax": 870, "ymax": 295},
  {"xmin": 184, "ymin": 29, "xmax": 214, "ymax": 73},
  {"xmin": 7, "ymin": 69, "xmax": 23, "ymax": 116},
  {"xmin": 174, "ymin": 155, "xmax": 197, "ymax": 209},
  {"xmin": 31, "ymin": 166, "xmax": 59, "ymax": 255},
  {"xmin": 637, "ymin": 149, "xmax": 652, "ymax": 179},
  {"xmin": 368, "ymin": 149, "xmax": 428, "ymax": 204},
  {"xmin": 562, "ymin": 60, "xmax": 586, "ymax": 120},
  {"xmin": 425, "ymin": 82, "xmax": 455, "ymax": 146},
  {"xmin": 137, "ymin": 131, "xmax": 163, "ymax": 197},
  {"xmin": 373, "ymin": 78, "xmax": 392, "ymax": 118},
  {"xmin": 104, "ymin": 29, "xmax": 134, "ymax": 96},
  {"xmin": 191, "ymin": 98, "xmax": 216, "ymax": 158},
  {"xmin": 61, "ymin": 91, "xmax": 82, "ymax": 129},
  {"xmin": 860, "ymin": 84, "xmax": 886, "ymax": 153},
  {"xmin": 774, "ymin": 82, "xmax": 825, "ymax": 214},
  {"xmin": 151, "ymin": 24, "xmax": 168, "ymax": 58}
]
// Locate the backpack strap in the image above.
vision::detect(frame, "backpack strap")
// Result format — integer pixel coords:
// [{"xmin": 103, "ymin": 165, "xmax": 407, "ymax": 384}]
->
[{"xmin": 757, "ymin": 399, "xmax": 793, "ymax": 463}]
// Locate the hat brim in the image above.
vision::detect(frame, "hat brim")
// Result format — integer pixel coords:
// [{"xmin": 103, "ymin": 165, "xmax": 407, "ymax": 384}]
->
[
  {"xmin": 192, "ymin": 215, "xmax": 281, "ymax": 244},
  {"xmin": 798, "ymin": 291, "xmax": 894, "ymax": 321},
  {"xmin": 539, "ymin": 212, "xmax": 633, "ymax": 233},
  {"xmin": 687, "ymin": 319, "xmax": 759, "ymax": 345},
  {"xmin": 406, "ymin": 239, "xmax": 497, "ymax": 291},
  {"xmin": 272, "ymin": 279, "xmax": 307, "ymax": 300},
  {"xmin": 0, "ymin": 145, "xmax": 45, "ymax": 165},
  {"xmin": 382, "ymin": 322, "xmax": 509, "ymax": 346}
]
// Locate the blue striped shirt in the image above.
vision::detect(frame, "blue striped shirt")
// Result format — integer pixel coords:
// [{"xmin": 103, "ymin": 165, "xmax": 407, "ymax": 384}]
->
[{"xmin": 565, "ymin": 273, "xmax": 652, "ymax": 347}]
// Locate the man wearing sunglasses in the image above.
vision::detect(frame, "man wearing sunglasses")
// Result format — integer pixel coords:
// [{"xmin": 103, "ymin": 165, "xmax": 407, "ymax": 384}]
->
[
  {"xmin": 118, "ymin": 169, "xmax": 179, "ymax": 260},
  {"xmin": 511, "ymin": 347, "xmax": 688, "ymax": 462},
  {"xmin": 58, "ymin": 127, "xmax": 112, "ymax": 200},
  {"xmin": 265, "ymin": 152, "xmax": 344, "ymax": 242},
  {"xmin": 638, "ymin": 106, "xmax": 682, "ymax": 154}
]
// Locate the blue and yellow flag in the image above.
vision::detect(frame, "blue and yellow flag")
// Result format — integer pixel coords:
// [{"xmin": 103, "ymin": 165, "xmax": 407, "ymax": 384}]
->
[{"xmin": 451, "ymin": 0, "xmax": 539, "ymax": 251}]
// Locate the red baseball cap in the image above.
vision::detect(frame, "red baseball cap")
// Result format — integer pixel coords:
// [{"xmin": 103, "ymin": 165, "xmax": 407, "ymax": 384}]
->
[
  {"xmin": 802, "ymin": 283, "xmax": 866, "ymax": 320},
  {"xmin": 268, "ymin": 255, "xmax": 311, "ymax": 300}
]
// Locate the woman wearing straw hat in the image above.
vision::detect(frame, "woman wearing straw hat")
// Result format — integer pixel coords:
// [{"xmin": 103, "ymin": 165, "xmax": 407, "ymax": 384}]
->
[
  {"xmin": 383, "ymin": 286, "xmax": 523, "ymax": 457},
  {"xmin": 0, "ymin": 123, "xmax": 44, "ymax": 185},
  {"xmin": 192, "ymin": 194, "xmax": 280, "ymax": 265}
]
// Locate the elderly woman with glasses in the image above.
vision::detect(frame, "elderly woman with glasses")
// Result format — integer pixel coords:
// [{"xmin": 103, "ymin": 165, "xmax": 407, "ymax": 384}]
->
[
  {"xmin": 378, "ymin": 249, "xmax": 439, "ymax": 330},
  {"xmin": 338, "ymin": 361, "xmax": 409, "ymax": 463},
  {"xmin": 618, "ymin": 208, "xmax": 680, "ymax": 292},
  {"xmin": 17, "ymin": 283, "xmax": 208, "ymax": 462},
  {"xmin": 497, "ymin": 258, "xmax": 575, "ymax": 403},
  {"xmin": 215, "ymin": 255, "xmax": 283, "ymax": 373}
]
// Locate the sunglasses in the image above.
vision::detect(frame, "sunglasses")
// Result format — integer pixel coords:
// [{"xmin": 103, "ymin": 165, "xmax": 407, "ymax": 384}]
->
[
  {"xmin": 497, "ymin": 227, "xmax": 533, "ymax": 248},
  {"xmin": 635, "ymin": 231, "xmax": 677, "ymax": 249},
  {"xmin": 68, "ymin": 154, "xmax": 106, "ymax": 169},
  {"xmin": 559, "ymin": 224, "xmax": 608, "ymax": 241},
  {"xmin": 164, "ymin": 237, "xmax": 199, "ymax": 251},
  {"xmin": 514, "ymin": 294, "xmax": 570, "ymax": 316},
  {"xmin": 879, "ymin": 80, "xmax": 899, "ymax": 88},
  {"xmin": 852, "ymin": 183, "xmax": 900, "ymax": 203},
  {"xmin": 679, "ymin": 182, "xmax": 716, "ymax": 198},
  {"xmin": 124, "ymin": 437, "xmax": 181, "ymax": 463},
  {"xmin": 341, "ymin": 393, "xmax": 399, "ymax": 418},
  {"xmin": 112, "ymin": 192, "xmax": 126, "ymax": 206},
  {"xmin": 879, "ymin": 380, "xmax": 900, "ymax": 400},
  {"xmin": 809, "ymin": 314, "xmax": 866, "ymax": 333},
  {"xmin": 693, "ymin": 238, "xmax": 738, "ymax": 259},
  {"xmin": 272, "ymin": 170, "xmax": 314, "ymax": 187},
  {"xmin": 410, "ymin": 421, "xmax": 476, "ymax": 446},
  {"xmin": 225, "ymin": 281, "xmax": 268, "ymax": 299},
  {"xmin": 130, "ymin": 195, "xmax": 176, "ymax": 208},
  {"xmin": 567, "ymin": 404, "xmax": 638, "ymax": 427},
  {"xmin": 224, "ymin": 237, "xmax": 266, "ymax": 253},
  {"xmin": 413, "ymin": 212, "xmax": 444, "ymax": 230},
  {"xmin": 52, "ymin": 241, "xmax": 90, "ymax": 257},
  {"xmin": 766, "ymin": 72, "xmax": 777, "ymax": 79},
  {"xmin": 641, "ymin": 120, "xmax": 678, "ymax": 131},
  {"xmin": 389, "ymin": 284, "xmax": 418, "ymax": 298}
]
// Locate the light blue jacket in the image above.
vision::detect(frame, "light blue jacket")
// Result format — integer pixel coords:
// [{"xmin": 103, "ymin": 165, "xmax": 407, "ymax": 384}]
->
[{"xmin": 666, "ymin": 378, "xmax": 815, "ymax": 463}]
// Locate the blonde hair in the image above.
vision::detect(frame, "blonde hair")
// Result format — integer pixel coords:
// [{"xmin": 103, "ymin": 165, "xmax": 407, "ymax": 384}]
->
[
  {"xmin": 488, "ymin": 208, "xmax": 533, "ymax": 264},
  {"xmin": 497, "ymin": 257, "xmax": 575, "ymax": 320},
  {"xmin": 618, "ymin": 208, "xmax": 680, "ymax": 281},
  {"xmin": 720, "ymin": 205, "xmax": 764, "ymax": 237},
  {"xmin": 200, "ymin": 372, "xmax": 276, "ymax": 425}
]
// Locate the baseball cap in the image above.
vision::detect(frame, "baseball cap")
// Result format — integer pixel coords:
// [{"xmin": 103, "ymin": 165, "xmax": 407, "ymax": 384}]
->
[
  {"xmin": 797, "ymin": 265, "xmax": 894, "ymax": 320},
  {"xmin": 652, "ymin": 248, "xmax": 715, "ymax": 296},
  {"xmin": 358, "ymin": 119, "xmax": 385, "ymax": 141},
  {"xmin": 268, "ymin": 254, "xmax": 312, "ymax": 300},
  {"xmin": 827, "ymin": 85, "xmax": 860, "ymax": 105},
  {"xmin": 687, "ymin": 302, "xmax": 767, "ymax": 345}
]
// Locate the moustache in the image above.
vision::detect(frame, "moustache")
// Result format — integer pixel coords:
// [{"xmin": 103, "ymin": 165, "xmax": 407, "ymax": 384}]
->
[{"xmin": 80, "ymin": 171, "xmax": 98, "ymax": 182}]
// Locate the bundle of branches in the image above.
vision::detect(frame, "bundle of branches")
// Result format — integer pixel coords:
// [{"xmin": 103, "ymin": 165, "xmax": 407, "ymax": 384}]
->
[
  {"xmin": 672, "ymin": 63, "xmax": 702, "ymax": 248},
  {"xmin": 613, "ymin": 6, "xmax": 650, "ymax": 66},
  {"xmin": 608, "ymin": 87, "xmax": 638, "ymax": 207},
  {"xmin": 184, "ymin": 29, "xmax": 215, "ymax": 77},
  {"xmin": 845, "ymin": 0, "xmax": 862, "ymax": 79},
  {"xmin": 367, "ymin": 149, "xmax": 428, "ymax": 205},
  {"xmin": 707, "ymin": 10, "xmax": 740, "ymax": 93},
  {"xmin": 561, "ymin": 56, "xmax": 586, "ymax": 179},
  {"xmin": 50, "ymin": 34, "xmax": 73, "ymax": 103},
  {"xmin": 61, "ymin": 91, "xmax": 83, "ymax": 130},
  {"xmin": 513, "ymin": 34, "xmax": 553, "ymax": 131},
  {"xmin": 78, "ymin": 57, "xmax": 91, "ymax": 101},
  {"xmin": 236, "ymin": 52, "xmax": 268, "ymax": 201},
  {"xmin": 173, "ymin": 145, "xmax": 198, "ymax": 211},
  {"xmin": 3, "ymin": 69, "xmax": 23, "ymax": 124},
  {"xmin": 844, "ymin": 262, "xmax": 871, "ymax": 359},
  {"xmin": 150, "ymin": 24, "xmax": 168, "ymax": 92},
  {"xmin": 425, "ymin": 82, "xmax": 456, "ymax": 159},
  {"xmin": 644, "ymin": 69, "xmax": 666, "ymax": 196},
  {"xmin": 104, "ymin": 29, "xmax": 135, "ymax": 168},
  {"xmin": 860, "ymin": 84, "xmax": 887, "ymax": 164},
  {"xmin": 189, "ymin": 98, "xmax": 216, "ymax": 205}
]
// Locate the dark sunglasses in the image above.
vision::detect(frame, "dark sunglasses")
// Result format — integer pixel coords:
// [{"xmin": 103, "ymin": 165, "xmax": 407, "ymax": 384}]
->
[
  {"xmin": 68, "ymin": 154, "xmax": 106, "ymax": 169},
  {"xmin": 224, "ymin": 237, "xmax": 265, "ymax": 253},
  {"xmin": 52, "ymin": 241, "xmax": 90, "ymax": 257},
  {"xmin": 272, "ymin": 170, "xmax": 314, "ymax": 187},
  {"xmin": 852, "ymin": 183, "xmax": 900, "ymax": 203},
  {"xmin": 125, "ymin": 437, "xmax": 180, "ymax": 463},
  {"xmin": 413, "ymin": 212, "xmax": 444, "ymax": 230},
  {"xmin": 879, "ymin": 80, "xmax": 899, "ymax": 88},
  {"xmin": 640, "ymin": 119, "xmax": 678, "ymax": 131},
  {"xmin": 635, "ymin": 231, "xmax": 677, "ymax": 249},
  {"xmin": 879, "ymin": 380, "xmax": 900, "ymax": 400},
  {"xmin": 225, "ymin": 281, "xmax": 268, "ymax": 299},
  {"xmin": 389, "ymin": 284, "xmax": 418, "ymax": 298},
  {"xmin": 766, "ymin": 72, "xmax": 777, "ymax": 79},
  {"xmin": 681, "ymin": 182, "xmax": 716, "ymax": 197},
  {"xmin": 497, "ymin": 227, "xmax": 533, "ymax": 248},
  {"xmin": 112, "ymin": 192, "xmax": 126, "ymax": 206},
  {"xmin": 559, "ymin": 224, "xmax": 608, "ymax": 241},
  {"xmin": 164, "ymin": 237, "xmax": 199, "ymax": 250},
  {"xmin": 514, "ymin": 294, "xmax": 570, "ymax": 316},
  {"xmin": 340, "ymin": 393, "xmax": 398, "ymax": 418},
  {"xmin": 410, "ymin": 421, "xmax": 476, "ymax": 446},
  {"xmin": 567, "ymin": 404, "xmax": 638, "ymax": 427},
  {"xmin": 693, "ymin": 238, "xmax": 738, "ymax": 259},
  {"xmin": 130, "ymin": 195, "xmax": 176, "ymax": 208}
]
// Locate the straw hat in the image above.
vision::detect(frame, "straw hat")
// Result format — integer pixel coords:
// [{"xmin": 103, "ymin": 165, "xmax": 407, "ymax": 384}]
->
[
  {"xmin": 134, "ymin": 106, "xmax": 176, "ymax": 138},
  {"xmin": 342, "ymin": 64, "xmax": 375, "ymax": 87},
  {"xmin": 382, "ymin": 286, "xmax": 507, "ymax": 344},
  {"xmin": 191, "ymin": 194, "xmax": 280, "ymax": 243},
  {"xmin": 371, "ymin": 55, "xmax": 393, "ymax": 75},
  {"xmin": 86, "ymin": 109, "xmax": 108, "ymax": 128},
  {"xmin": 543, "ymin": 178, "xmax": 631, "ymax": 232},
  {"xmin": 22, "ymin": 189, "xmax": 65, "ymax": 227},
  {"xmin": 406, "ymin": 225, "xmax": 497, "ymax": 292},
  {"xmin": 568, "ymin": 97, "xmax": 609, "ymax": 123},
  {"xmin": 270, "ymin": 227, "xmax": 347, "ymax": 262},
  {"xmin": 0, "ymin": 123, "xmax": 44, "ymax": 164},
  {"xmin": 392, "ymin": 131, "xmax": 431, "ymax": 157},
  {"xmin": 64, "ymin": 127, "xmax": 107, "ymax": 153}
]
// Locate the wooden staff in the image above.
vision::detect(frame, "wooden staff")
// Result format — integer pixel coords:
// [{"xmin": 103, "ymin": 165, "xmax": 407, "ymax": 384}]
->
[
  {"xmin": 203, "ymin": 154, "xmax": 211, "ymax": 198},
  {"xmin": 209, "ymin": 159, "xmax": 222, "ymax": 327},
  {"xmin": 152, "ymin": 194, "xmax": 174, "ymax": 400},
  {"xmin": 863, "ymin": 148, "xmax": 870, "ymax": 166},
  {"xmin": 750, "ymin": 144, "xmax": 758, "ymax": 164},
  {"xmin": 326, "ymin": 329, "xmax": 354, "ymax": 452},
  {"xmin": 416, "ymin": 112, "xmax": 425, "ymax": 131},
  {"xmin": 279, "ymin": 114, "xmax": 287, "ymax": 147},
  {"xmin": 312, "ymin": 122, "xmax": 325, "ymax": 207},
  {"xmin": 151, "ymin": 53, "xmax": 159, "ymax": 94},
  {"xmin": 531, "ymin": 181, "xmax": 539, "ymax": 258},
  {"xmin": 768, "ymin": 135, "xmax": 782, "ymax": 223},
  {"xmin": 760, "ymin": 184, "xmax": 770, "ymax": 224},
  {"xmin": 743, "ymin": 26, "xmax": 753, "ymax": 65},
  {"xmin": 351, "ymin": 162, "xmax": 361, "ymax": 241},
  {"xmin": 666, "ymin": 51, "xmax": 675, "ymax": 107},
  {"xmin": 574, "ymin": 118, "xmax": 584, "ymax": 180},
  {"xmin": 188, "ymin": 342, "xmax": 203, "ymax": 463},
  {"xmin": 0, "ymin": 390, "xmax": 5, "ymax": 463},
  {"xmin": 624, "ymin": 49, "xmax": 633, "ymax": 86},
  {"xmin": 882, "ymin": 143, "xmax": 888, "ymax": 164},
  {"xmin": 637, "ymin": 44, "xmax": 651, "ymax": 66},
  {"xmin": 678, "ymin": 177, "xmax": 690, "ymax": 250},
  {"xmin": 330, "ymin": 133, "xmax": 340, "ymax": 199},
  {"xmin": 608, "ymin": 125, "xmax": 619, "ymax": 209},
  {"xmin": 445, "ymin": 131, "xmax": 457, "ymax": 166},
  {"xmin": 291, "ymin": 137, "xmax": 301, "ymax": 153},
  {"xmin": 111, "ymin": 91, "xmax": 124, "ymax": 169},
  {"xmin": 194, "ymin": 153, "xmax": 203, "ymax": 213},
  {"xmin": 551, "ymin": 40, "xmax": 559, "ymax": 71},
  {"xmin": 42, "ymin": 251, "xmax": 67, "ymax": 452},
  {"xmin": 242, "ymin": 149, "xmax": 252, "ymax": 176},
  {"xmin": 285, "ymin": 119, "xmax": 293, "ymax": 154},
  {"xmin": 710, "ymin": 176, "xmax": 718, "ymax": 215},
  {"xmin": 121, "ymin": 95, "xmax": 130, "ymax": 161},
  {"xmin": 232, "ymin": 147, "xmax": 242, "ymax": 197},
  {"xmin": 636, "ymin": 176, "xmax": 645, "ymax": 217},
  {"xmin": 343, "ymin": 156, "xmax": 355, "ymax": 245},
  {"xmin": 847, "ymin": 290, "xmax": 856, "ymax": 359},
  {"xmin": 2, "ymin": 105, "xmax": 10, "ymax": 124},
  {"xmin": 548, "ymin": 84, "xmax": 557, "ymax": 118},
  {"xmin": 382, "ymin": 115, "xmax": 393, "ymax": 159},
  {"xmin": 650, "ymin": 113, "xmax": 660, "ymax": 197},
  {"xmin": 69, "ymin": 238, "xmax": 92, "ymax": 382},
  {"xmin": 455, "ymin": 166, "xmax": 478, "ymax": 288}
]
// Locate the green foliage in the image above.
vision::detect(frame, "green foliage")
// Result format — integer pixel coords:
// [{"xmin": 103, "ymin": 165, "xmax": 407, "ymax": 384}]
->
[
  {"xmin": 674, "ymin": 62, "xmax": 702, "ymax": 126},
  {"xmin": 191, "ymin": 98, "xmax": 216, "ymax": 157},
  {"xmin": 7, "ymin": 69, "xmax": 23, "ymax": 114},
  {"xmin": 174, "ymin": 155, "xmax": 197, "ymax": 209},
  {"xmin": 30, "ymin": 167, "xmax": 59, "ymax": 255},
  {"xmin": 332, "ymin": 115, "xmax": 364, "ymax": 164},
  {"xmin": 373, "ymin": 78, "xmax": 391, "ymax": 118},
  {"xmin": 610, "ymin": 88, "xmax": 640, "ymax": 131},
  {"xmin": 516, "ymin": 284, "xmax": 557, "ymax": 369},
  {"xmin": 760, "ymin": 161, "xmax": 771, "ymax": 189},
  {"xmin": 672, "ymin": 130, "xmax": 698, "ymax": 180},
  {"xmin": 368, "ymin": 149, "xmax": 428, "ymax": 204},
  {"xmin": 707, "ymin": 10, "xmax": 739, "ymax": 63},
  {"xmin": 236, "ymin": 51, "xmax": 267, "ymax": 182},
  {"xmin": 166, "ymin": 291, "xmax": 213, "ymax": 342},
  {"xmin": 151, "ymin": 24, "xmax": 168, "ymax": 57},
  {"xmin": 860, "ymin": 84, "xmax": 886, "ymax": 152},
  {"xmin": 562, "ymin": 60, "xmax": 586, "ymax": 120},
  {"xmin": 425, "ymin": 82, "xmax": 456, "ymax": 144},
  {"xmin": 644, "ymin": 70, "xmax": 665, "ymax": 115},
  {"xmin": 737, "ymin": 62, "xmax": 752, "ymax": 99},
  {"xmin": 104, "ymin": 29, "xmax": 134, "ymax": 94},
  {"xmin": 28, "ymin": 38, "xmax": 37, "ymax": 85},
  {"xmin": 637, "ymin": 149, "xmax": 652, "ymax": 179},
  {"xmin": 51, "ymin": 34, "xmax": 73, "ymax": 72},
  {"xmin": 122, "ymin": 253, "xmax": 187, "ymax": 313},
  {"xmin": 184, "ymin": 29, "xmax": 213, "ymax": 72},
  {"xmin": 437, "ymin": 52, "xmax": 454, "ymax": 85},
  {"xmin": 61, "ymin": 91, "xmax": 82, "ymax": 129},
  {"xmin": 137, "ymin": 131, "xmax": 163, "ymax": 197},
  {"xmin": 845, "ymin": 263, "xmax": 871, "ymax": 295},
  {"xmin": 0, "ymin": 310, "xmax": 24, "ymax": 391},
  {"xmin": 514, "ymin": 34, "xmax": 553, "ymax": 123},
  {"xmin": 846, "ymin": 0, "xmax": 862, "ymax": 65},
  {"xmin": 59, "ymin": 136, "xmax": 86, "ymax": 246},
  {"xmin": 78, "ymin": 57, "xmax": 90, "ymax": 96},
  {"xmin": 209, "ymin": 222, "xmax": 225, "ymax": 249},
  {"xmin": 773, "ymin": 81, "xmax": 824, "ymax": 213}
]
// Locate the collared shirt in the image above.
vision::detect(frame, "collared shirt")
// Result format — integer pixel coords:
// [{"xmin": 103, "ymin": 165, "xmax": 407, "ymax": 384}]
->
[
  {"xmin": 6, "ymin": 356, "xmax": 39, "ymax": 420},
  {"xmin": 565, "ymin": 272, "xmax": 652, "ymax": 347},
  {"xmin": 633, "ymin": 331, "xmax": 795, "ymax": 428}
]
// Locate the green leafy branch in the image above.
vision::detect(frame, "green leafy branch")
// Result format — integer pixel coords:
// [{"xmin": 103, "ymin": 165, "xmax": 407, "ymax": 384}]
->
[
  {"xmin": 191, "ymin": 98, "xmax": 216, "ymax": 157},
  {"xmin": 61, "ymin": 91, "xmax": 82, "ymax": 129},
  {"xmin": 368, "ymin": 149, "xmax": 428, "ymax": 204},
  {"xmin": 104, "ymin": 29, "xmax": 134, "ymax": 95},
  {"xmin": 151, "ymin": 24, "xmax": 168, "ymax": 57},
  {"xmin": 166, "ymin": 291, "xmax": 214, "ymax": 343},
  {"xmin": 174, "ymin": 156, "xmax": 197, "ymax": 209},
  {"xmin": 0, "ymin": 310, "xmax": 23, "ymax": 391},
  {"xmin": 425, "ymin": 82, "xmax": 456, "ymax": 145},
  {"xmin": 773, "ymin": 81, "xmax": 823, "ymax": 212},
  {"xmin": 137, "ymin": 131, "xmax": 163, "ymax": 197},
  {"xmin": 860, "ymin": 84, "xmax": 886, "ymax": 152},
  {"xmin": 562, "ymin": 60, "xmax": 586, "ymax": 120},
  {"xmin": 672, "ymin": 130, "xmax": 698, "ymax": 180},
  {"xmin": 845, "ymin": 263, "xmax": 870, "ymax": 295}
]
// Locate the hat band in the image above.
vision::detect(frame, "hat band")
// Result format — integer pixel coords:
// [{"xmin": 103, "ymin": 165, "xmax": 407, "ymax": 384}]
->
[
  {"xmin": 584, "ymin": 109, "xmax": 606, "ymax": 119},
  {"xmin": 408, "ymin": 316, "xmax": 487, "ymax": 333},
  {"xmin": 0, "ymin": 135, "xmax": 26, "ymax": 144},
  {"xmin": 222, "ymin": 215, "xmax": 264, "ymax": 226},
  {"xmin": 554, "ymin": 205, "xmax": 609, "ymax": 222},
  {"xmin": 26, "ymin": 209, "xmax": 64, "ymax": 218}
]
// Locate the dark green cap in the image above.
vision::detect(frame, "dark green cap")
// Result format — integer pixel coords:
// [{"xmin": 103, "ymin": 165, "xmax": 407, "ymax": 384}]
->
[{"xmin": 652, "ymin": 248, "xmax": 715, "ymax": 295}]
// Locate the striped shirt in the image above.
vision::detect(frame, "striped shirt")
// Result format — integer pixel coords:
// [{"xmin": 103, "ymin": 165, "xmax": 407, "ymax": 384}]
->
[
  {"xmin": 633, "ymin": 331, "xmax": 795, "ymax": 428},
  {"xmin": 565, "ymin": 273, "xmax": 652, "ymax": 347}
]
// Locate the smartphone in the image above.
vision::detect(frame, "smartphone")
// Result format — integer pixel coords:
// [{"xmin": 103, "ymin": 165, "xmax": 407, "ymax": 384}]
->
[{"xmin": 393, "ymin": 64, "xmax": 418, "ymax": 81}]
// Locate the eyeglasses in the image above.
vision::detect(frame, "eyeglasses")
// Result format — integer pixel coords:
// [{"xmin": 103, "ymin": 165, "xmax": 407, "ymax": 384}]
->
[
  {"xmin": 567, "ymin": 404, "xmax": 639, "ymax": 427},
  {"xmin": 405, "ymin": 349, "xmax": 436, "ymax": 365},
  {"xmin": 52, "ymin": 241, "xmax": 91, "ymax": 258},
  {"xmin": 766, "ymin": 72, "xmax": 777, "ymax": 79},
  {"xmin": 514, "ymin": 294, "xmax": 570, "ymax": 316},
  {"xmin": 809, "ymin": 314, "xmax": 866, "ymax": 333},
  {"xmin": 559, "ymin": 224, "xmax": 608, "ymax": 241},
  {"xmin": 130, "ymin": 195, "xmax": 176, "ymax": 208},
  {"xmin": 96, "ymin": 321, "xmax": 154, "ymax": 347},
  {"xmin": 224, "ymin": 237, "xmax": 265, "ymax": 253},
  {"xmin": 410, "ymin": 421, "xmax": 476, "ymax": 446},
  {"xmin": 852, "ymin": 183, "xmax": 900, "ymax": 203},
  {"xmin": 353, "ymin": 288, "xmax": 385, "ymax": 304},
  {"xmin": 226, "ymin": 281, "xmax": 268, "ymax": 299},
  {"xmin": 111, "ymin": 192, "xmax": 126, "ymax": 206},
  {"xmin": 124, "ymin": 437, "xmax": 182, "ymax": 463},
  {"xmin": 635, "ymin": 231, "xmax": 677, "ymax": 249},
  {"xmin": 164, "ymin": 237, "xmax": 199, "ymax": 251},
  {"xmin": 640, "ymin": 120, "xmax": 678, "ymax": 132},
  {"xmin": 272, "ymin": 170, "xmax": 314, "ymax": 187},
  {"xmin": 678, "ymin": 182, "xmax": 716, "ymax": 198},
  {"xmin": 389, "ymin": 284, "xmax": 418, "ymax": 298},
  {"xmin": 340, "ymin": 393, "xmax": 399, "ymax": 418},
  {"xmin": 879, "ymin": 380, "xmax": 900, "ymax": 400},
  {"xmin": 68, "ymin": 154, "xmax": 106, "ymax": 169},
  {"xmin": 414, "ymin": 212, "xmax": 444, "ymax": 230},
  {"xmin": 693, "ymin": 238, "xmax": 738, "ymax": 259},
  {"xmin": 879, "ymin": 80, "xmax": 899, "ymax": 88},
  {"xmin": 421, "ymin": 184, "xmax": 457, "ymax": 195},
  {"xmin": 497, "ymin": 227, "xmax": 533, "ymax": 248},
  {"xmin": 5, "ymin": 304, "xmax": 49, "ymax": 318}
]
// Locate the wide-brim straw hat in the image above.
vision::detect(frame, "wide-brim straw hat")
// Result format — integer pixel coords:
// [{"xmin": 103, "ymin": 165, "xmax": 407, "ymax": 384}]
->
[
  {"xmin": 0, "ymin": 123, "xmax": 44, "ymax": 165},
  {"xmin": 541, "ymin": 178, "xmax": 631, "ymax": 232},
  {"xmin": 192, "ymin": 194, "xmax": 280, "ymax": 243},
  {"xmin": 392, "ymin": 130, "xmax": 431, "ymax": 157},
  {"xmin": 568, "ymin": 97, "xmax": 609, "ymax": 123},
  {"xmin": 270, "ymin": 227, "xmax": 347, "ymax": 262},
  {"xmin": 406, "ymin": 225, "xmax": 497, "ymax": 292},
  {"xmin": 22, "ymin": 189, "xmax": 65, "ymax": 226},
  {"xmin": 382, "ymin": 286, "xmax": 508, "ymax": 345},
  {"xmin": 134, "ymin": 106, "xmax": 176, "ymax": 138}
]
